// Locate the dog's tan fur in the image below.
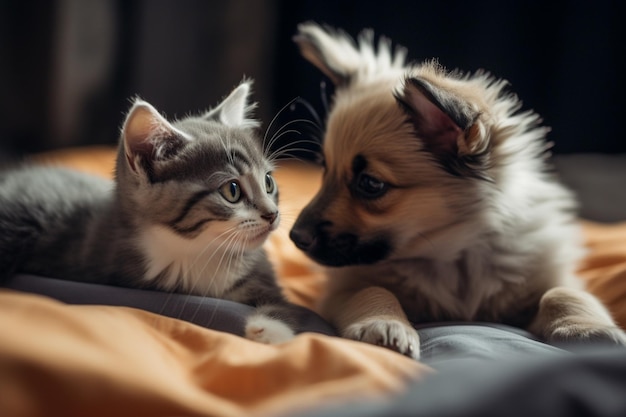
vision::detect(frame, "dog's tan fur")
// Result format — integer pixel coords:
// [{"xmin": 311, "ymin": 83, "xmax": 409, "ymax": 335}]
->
[{"xmin": 289, "ymin": 23, "xmax": 626, "ymax": 359}]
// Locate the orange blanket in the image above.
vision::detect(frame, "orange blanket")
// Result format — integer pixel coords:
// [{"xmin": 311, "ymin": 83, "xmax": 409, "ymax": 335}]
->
[{"xmin": 1, "ymin": 146, "xmax": 625, "ymax": 417}]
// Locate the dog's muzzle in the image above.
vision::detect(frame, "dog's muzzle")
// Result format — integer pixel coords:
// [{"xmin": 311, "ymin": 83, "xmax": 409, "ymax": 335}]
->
[{"xmin": 289, "ymin": 220, "xmax": 391, "ymax": 267}]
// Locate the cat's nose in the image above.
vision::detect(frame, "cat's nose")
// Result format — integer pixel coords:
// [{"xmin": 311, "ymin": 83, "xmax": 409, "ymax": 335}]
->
[{"xmin": 261, "ymin": 211, "xmax": 278, "ymax": 225}]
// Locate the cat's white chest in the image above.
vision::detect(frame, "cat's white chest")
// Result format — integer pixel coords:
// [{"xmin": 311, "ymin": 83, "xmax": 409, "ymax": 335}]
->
[{"xmin": 137, "ymin": 225, "xmax": 245, "ymax": 296}]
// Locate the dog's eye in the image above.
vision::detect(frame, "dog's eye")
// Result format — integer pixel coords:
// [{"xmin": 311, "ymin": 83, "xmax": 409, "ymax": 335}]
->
[{"xmin": 355, "ymin": 173, "xmax": 388, "ymax": 199}]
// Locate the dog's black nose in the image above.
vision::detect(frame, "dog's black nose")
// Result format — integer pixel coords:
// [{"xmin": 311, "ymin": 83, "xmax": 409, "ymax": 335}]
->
[{"xmin": 289, "ymin": 227, "xmax": 315, "ymax": 251}]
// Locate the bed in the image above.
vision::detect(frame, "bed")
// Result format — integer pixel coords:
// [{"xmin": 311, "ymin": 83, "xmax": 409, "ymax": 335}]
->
[{"xmin": 1, "ymin": 146, "xmax": 626, "ymax": 417}]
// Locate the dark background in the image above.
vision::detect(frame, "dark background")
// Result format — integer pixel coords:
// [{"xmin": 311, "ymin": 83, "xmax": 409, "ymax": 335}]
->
[{"xmin": 1, "ymin": 0, "xmax": 624, "ymax": 157}]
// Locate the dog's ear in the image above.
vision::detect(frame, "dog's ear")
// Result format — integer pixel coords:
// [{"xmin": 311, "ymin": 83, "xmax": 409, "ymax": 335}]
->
[
  {"xmin": 395, "ymin": 77, "xmax": 489, "ymax": 175},
  {"xmin": 293, "ymin": 22, "xmax": 407, "ymax": 87},
  {"xmin": 293, "ymin": 22, "xmax": 358, "ymax": 85}
]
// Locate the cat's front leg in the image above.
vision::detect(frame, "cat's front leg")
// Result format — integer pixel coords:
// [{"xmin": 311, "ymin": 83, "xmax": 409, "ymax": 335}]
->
[
  {"xmin": 244, "ymin": 304, "xmax": 299, "ymax": 344},
  {"xmin": 529, "ymin": 286, "xmax": 626, "ymax": 346},
  {"xmin": 322, "ymin": 286, "xmax": 420, "ymax": 359}
]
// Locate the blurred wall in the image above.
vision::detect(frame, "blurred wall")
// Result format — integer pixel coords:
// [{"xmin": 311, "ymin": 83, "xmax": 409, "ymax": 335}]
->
[
  {"xmin": 1, "ymin": 0, "xmax": 624, "ymax": 157},
  {"xmin": 0, "ymin": 0, "xmax": 277, "ymax": 154},
  {"xmin": 274, "ymin": 0, "xmax": 626, "ymax": 155}
]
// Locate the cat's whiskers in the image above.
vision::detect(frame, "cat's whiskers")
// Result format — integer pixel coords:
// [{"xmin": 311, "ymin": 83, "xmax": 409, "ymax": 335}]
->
[
  {"xmin": 186, "ymin": 226, "xmax": 243, "ymax": 293},
  {"xmin": 188, "ymin": 228, "xmax": 245, "ymax": 324},
  {"xmin": 265, "ymin": 126, "xmax": 322, "ymax": 160},
  {"xmin": 267, "ymin": 132, "xmax": 320, "ymax": 153},
  {"xmin": 193, "ymin": 223, "xmax": 241, "ymax": 263},
  {"xmin": 171, "ymin": 224, "xmax": 231, "ymax": 295},
  {"xmin": 265, "ymin": 129, "xmax": 302, "ymax": 156},
  {"xmin": 267, "ymin": 139, "xmax": 321, "ymax": 163},
  {"xmin": 223, "ymin": 230, "xmax": 247, "ymax": 289},
  {"xmin": 262, "ymin": 97, "xmax": 304, "ymax": 150},
  {"xmin": 265, "ymin": 118, "xmax": 322, "ymax": 151},
  {"xmin": 147, "ymin": 223, "xmax": 243, "ymax": 303},
  {"xmin": 188, "ymin": 218, "xmax": 265, "ymax": 297},
  {"xmin": 192, "ymin": 223, "xmax": 256, "ymax": 326},
  {"xmin": 274, "ymin": 210, "xmax": 299, "ymax": 223},
  {"xmin": 155, "ymin": 223, "xmax": 212, "ymax": 320},
  {"xmin": 202, "ymin": 229, "xmax": 243, "ymax": 287},
  {"xmin": 263, "ymin": 95, "xmax": 323, "ymax": 162}
]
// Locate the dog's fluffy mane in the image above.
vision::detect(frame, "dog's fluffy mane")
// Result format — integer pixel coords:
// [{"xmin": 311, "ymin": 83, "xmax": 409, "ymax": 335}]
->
[
  {"xmin": 302, "ymin": 23, "xmax": 553, "ymax": 176},
  {"xmin": 294, "ymin": 22, "xmax": 584, "ymax": 323}
]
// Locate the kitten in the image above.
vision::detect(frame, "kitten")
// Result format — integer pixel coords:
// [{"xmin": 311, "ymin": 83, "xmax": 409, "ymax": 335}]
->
[
  {"xmin": 289, "ymin": 23, "xmax": 626, "ymax": 358},
  {"xmin": 0, "ymin": 80, "xmax": 305, "ymax": 344}
]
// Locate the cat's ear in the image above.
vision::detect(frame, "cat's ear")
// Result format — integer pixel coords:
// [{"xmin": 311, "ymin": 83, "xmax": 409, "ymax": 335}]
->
[
  {"xmin": 122, "ymin": 99, "xmax": 188, "ymax": 174},
  {"xmin": 395, "ymin": 77, "xmax": 486, "ymax": 158},
  {"xmin": 204, "ymin": 81, "xmax": 259, "ymax": 128}
]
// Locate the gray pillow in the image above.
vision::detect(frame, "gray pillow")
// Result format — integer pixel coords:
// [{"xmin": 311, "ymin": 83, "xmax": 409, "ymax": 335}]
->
[{"xmin": 4, "ymin": 274, "xmax": 336, "ymax": 336}]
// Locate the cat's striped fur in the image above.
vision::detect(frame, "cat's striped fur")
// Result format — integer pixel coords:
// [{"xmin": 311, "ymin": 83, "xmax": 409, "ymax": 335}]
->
[{"xmin": 0, "ymin": 81, "xmax": 306, "ymax": 344}]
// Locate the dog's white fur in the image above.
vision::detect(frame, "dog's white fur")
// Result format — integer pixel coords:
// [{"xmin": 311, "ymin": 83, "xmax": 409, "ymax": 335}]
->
[{"xmin": 290, "ymin": 23, "xmax": 626, "ymax": 359}]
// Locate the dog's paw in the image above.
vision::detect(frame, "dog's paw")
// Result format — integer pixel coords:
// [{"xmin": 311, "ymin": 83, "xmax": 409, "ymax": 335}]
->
[
  {"xmin": 547, "ymin": 323, "xmax": 626, "ymax": 347},
  {"xmin": 344, "ymin": 318, "xmax": 420, "ymax": 359},
  {"xmin": 532, "ymin": 287, "xmax": 626, "ymax": 348},
  {"xmin": 244, "ymin": 314, "xmax": 295, "ymax": 345}
]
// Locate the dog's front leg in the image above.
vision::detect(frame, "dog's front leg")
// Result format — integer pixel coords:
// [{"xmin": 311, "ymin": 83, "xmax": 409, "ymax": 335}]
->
[
  {"xmin": 529, "ymin": 286, "xmax": 626, "ymax": 346},
  {"xmin": 322, "ymin": 286, "xmax": 420, "ymax": 359}
]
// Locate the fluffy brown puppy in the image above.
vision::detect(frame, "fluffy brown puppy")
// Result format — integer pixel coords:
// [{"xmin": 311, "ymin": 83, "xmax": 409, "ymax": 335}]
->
[{"xmin": 289, "ymin": 22, "xmax": 625, "ymax": 359}]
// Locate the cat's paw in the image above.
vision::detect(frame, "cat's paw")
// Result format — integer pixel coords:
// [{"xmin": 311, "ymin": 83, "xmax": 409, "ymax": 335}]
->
[
  {"xmin": 343, "ymin": 318, "xmax": 420, "ymax": 359},
  {"xmin": 245, "ymin": 314, "xmax": 295, "ymax": 344}
]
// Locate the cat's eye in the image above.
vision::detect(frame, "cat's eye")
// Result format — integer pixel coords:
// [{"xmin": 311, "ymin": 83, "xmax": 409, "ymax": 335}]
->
[
  {"xmin": 219, "ymin": 181, "xmax": 241, "ymax": 203},
  {"xmin": 265, "ymin": 173, "xmax": 275, "ymax": 194},
  {"xmin": 355, "ymin": 173, "xmax": 388, "ymax": 199}
]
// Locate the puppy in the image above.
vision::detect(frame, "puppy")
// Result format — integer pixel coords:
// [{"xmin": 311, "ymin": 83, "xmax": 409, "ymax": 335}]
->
[{"xmin": 289, "ymin": 22, "xmax": 626, "ymax": 359}]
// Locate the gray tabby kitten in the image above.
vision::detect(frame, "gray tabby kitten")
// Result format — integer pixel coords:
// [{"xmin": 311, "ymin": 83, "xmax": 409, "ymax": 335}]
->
[{"xmin": 0, "ymin": 81, "xmax": 305, "ymax": 344}]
